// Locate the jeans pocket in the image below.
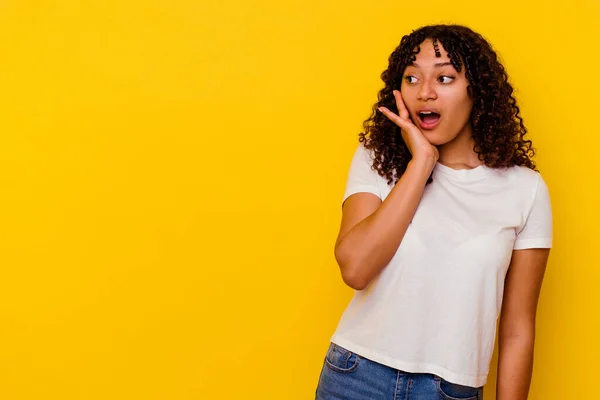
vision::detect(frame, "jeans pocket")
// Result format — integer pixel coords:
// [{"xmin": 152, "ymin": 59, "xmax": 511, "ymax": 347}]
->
[
  {"xmin": 324, "ymin": 343, "xmax": 360, "ymax": 373},
  {"xmin": 434, "ymin": 375, "xmax": 481, "ymax": 400}
]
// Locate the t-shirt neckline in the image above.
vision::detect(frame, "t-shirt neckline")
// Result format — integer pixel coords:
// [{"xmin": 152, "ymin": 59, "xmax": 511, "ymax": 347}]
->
[{"xmin": 434, "ymin": 161, "xmax": 489, "ymax": 181}]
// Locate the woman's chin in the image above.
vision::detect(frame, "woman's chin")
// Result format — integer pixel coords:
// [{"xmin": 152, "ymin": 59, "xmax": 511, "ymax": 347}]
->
[
  {"xmin": 422, "ymin": 132, "xmax": 444, "ymax": 146},
  {"xmin": 423, "ymin": 130, "xmax": 457, "ymax": 146}
]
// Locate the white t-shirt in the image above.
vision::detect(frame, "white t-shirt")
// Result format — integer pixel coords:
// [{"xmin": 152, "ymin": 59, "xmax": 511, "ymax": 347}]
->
[{"xmin": 330, "ymin": 144, "xmax": 553, "ymax": 387}]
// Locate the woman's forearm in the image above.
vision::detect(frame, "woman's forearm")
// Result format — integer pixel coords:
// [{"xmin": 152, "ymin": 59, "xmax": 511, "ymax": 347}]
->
[
  {"xmin": 496, "ymin": 335, "xmax": 535, "ymax": 400},
  {"xmin": 334, "ymin": 157, "xmax": 434, "ymax": 290}
]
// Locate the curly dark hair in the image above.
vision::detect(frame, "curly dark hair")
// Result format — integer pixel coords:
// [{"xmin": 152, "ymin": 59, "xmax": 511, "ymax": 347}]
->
[{"xmin": 359, "ymin": 24, "xmax": 536, "ymax": 185}]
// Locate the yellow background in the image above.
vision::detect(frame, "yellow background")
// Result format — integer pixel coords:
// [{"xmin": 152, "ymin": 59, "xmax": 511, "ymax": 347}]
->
[{"xmin": 0, "ymin": 0, "xmax": 598, "ymax": 399}]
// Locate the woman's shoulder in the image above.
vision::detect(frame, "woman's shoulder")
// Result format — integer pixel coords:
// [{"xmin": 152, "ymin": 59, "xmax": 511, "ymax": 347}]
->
[
  {"xmin": 508, "ymin": 164, "xmax": 542, "ymax": 179},
  {"xmin": 353, "ymin": 142, "xmax": 377, "ymax": 159},
  {"xmin": 490, "ymin": 164, "xmax": 545, "ymax": 189}
]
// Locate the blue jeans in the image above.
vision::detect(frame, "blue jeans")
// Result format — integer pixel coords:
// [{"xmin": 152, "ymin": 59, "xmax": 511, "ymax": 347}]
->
[{"xmin": 315, "ymin": 342, "xmax": 484, "ymax": 400}]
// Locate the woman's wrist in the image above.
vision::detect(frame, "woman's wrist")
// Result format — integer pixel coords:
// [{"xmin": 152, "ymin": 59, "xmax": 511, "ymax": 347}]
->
[{"xmin": 408, "ymin": 154, "xmax": 437, "ymax": 174}]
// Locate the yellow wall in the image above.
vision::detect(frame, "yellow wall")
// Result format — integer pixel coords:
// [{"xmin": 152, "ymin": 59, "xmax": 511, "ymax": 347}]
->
[{"xmin": 0, "ymin": 0, "xmax": 598, "ymax": 399}]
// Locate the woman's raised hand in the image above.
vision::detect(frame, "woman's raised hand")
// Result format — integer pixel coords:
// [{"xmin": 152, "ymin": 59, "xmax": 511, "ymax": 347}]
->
[{"xmin": 378, "ymin": 90, "xmax": 439, "ymax": 165}]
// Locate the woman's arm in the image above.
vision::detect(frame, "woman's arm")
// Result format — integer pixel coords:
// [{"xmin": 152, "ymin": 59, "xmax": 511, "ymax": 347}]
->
[
  {"xmin": 496, "ymin": 248, "xmax": 550, "ymax": 400},
  {"xmin": 334, "ymin": 90, "xmax": 438, "ymax": 291},
  {"xmin": 334, "ymin": 156, "xmax": 434, "ymax": 290}
]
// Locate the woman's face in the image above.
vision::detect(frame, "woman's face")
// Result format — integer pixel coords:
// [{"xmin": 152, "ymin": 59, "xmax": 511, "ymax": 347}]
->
[{"xmin": 400, "ymin": 39, "xmax": 473, "ymax": 146}]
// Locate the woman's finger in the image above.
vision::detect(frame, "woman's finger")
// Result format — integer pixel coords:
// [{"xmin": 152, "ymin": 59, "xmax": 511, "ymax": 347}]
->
[
  {"xmin": 393, "ymin": 90, "xmax": 410, "ymax": 120},
  {"xmin": 378, "ymin": 106, "xmax": 409, "ymax": 131},
  {"xmin": 378, "ymin": 106, "xmax": 416, "ymax": 154}
]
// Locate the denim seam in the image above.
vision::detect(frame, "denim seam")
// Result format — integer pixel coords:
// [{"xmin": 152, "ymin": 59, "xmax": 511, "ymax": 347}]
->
[
  {"xmin": 393, "ymin": 370, "xmax": 400, "ymax": 400},
  {"xmin": 324, "ymin": 344, "xmax": 360, "ymax": 374}
]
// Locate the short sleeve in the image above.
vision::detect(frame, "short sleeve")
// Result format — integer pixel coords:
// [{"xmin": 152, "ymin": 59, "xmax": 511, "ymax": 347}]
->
[
  {"xmin": 341, "ymin": 144, "xmax": 382, "ymax": 208},
  {"xmin": 514, "ymin": 174, "xmax": 553, "ymax": 250}
]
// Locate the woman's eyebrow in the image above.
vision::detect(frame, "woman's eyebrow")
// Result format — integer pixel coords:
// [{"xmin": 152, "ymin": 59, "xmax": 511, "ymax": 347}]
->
[{"xmin": 410, "ymin": 62, "xmax": 453, "ymax": 68}]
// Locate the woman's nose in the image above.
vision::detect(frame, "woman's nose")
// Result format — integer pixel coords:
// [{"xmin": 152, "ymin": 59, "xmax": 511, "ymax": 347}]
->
[{"xmin": 417, "ymin": 81, "xmax": 437, "ymax": 101}]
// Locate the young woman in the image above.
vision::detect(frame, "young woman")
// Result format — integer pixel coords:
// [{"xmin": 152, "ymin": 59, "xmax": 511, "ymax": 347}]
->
[{"xmin": 315, "ymin": 24, "xmax": 553, "ymax": 400}]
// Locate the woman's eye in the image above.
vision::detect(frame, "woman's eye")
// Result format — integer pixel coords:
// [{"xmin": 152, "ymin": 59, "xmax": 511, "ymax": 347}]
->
[
  {"xmin": 439, "ymin": 76, "xmax": 455, "ymax": 84},
  {"xmin": 404, "ymin": 76, "xmax": 417, "ymax": 84}
]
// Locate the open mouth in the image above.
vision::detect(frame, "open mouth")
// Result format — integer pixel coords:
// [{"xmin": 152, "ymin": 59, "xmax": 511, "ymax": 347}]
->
[{"xmin": 417, "ymin": 111, "xmax": 441, "ymax": 129}]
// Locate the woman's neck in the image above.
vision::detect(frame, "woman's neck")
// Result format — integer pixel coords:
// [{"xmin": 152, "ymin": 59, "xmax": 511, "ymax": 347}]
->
[{"xmin": 436, "ymin": 125, "xmax": 482, "ymax": 170}]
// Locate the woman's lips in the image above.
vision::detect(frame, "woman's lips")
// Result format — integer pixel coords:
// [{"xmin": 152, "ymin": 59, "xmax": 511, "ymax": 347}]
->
[{"xmin": 417, "ymin": 114, "xmax": 441, "ymax": 130}]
